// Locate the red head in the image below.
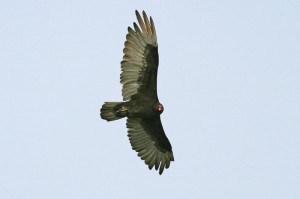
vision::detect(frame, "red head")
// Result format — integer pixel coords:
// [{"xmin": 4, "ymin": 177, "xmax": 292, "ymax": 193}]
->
[{"xmin": 156, "ymin": 103, "xmax": 164, "ymax": 113}]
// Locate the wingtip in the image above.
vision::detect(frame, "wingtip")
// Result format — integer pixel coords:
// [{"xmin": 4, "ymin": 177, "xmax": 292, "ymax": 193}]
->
[
  {"xmin": 135, "ymin": 10, "xmax": 140, "ymax": 16},
  {"xmin": 159, "ymin": 166, "xmax": 164, "ymax": 175}
]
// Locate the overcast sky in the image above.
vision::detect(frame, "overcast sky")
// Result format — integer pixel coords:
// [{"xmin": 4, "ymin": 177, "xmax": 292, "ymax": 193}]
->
[{"xmin": 1, "ymin": 0, "xmax": 300, "ymax": 198}]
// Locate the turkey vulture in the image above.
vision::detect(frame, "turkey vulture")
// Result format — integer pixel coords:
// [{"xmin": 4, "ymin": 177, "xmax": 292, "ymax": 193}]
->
[{"xmin": 100, "ymin": 10, "xmax": 174, "ymax": 175}]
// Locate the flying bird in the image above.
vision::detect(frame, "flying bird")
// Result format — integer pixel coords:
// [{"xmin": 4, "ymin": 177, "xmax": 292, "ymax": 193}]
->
[{"xmin": 100, "ymin": 10, "xmax": 174, "ymax": 175}]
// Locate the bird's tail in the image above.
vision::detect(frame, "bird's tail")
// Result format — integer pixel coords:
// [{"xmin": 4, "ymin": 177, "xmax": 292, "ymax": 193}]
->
[{"xmin": 100, "ymin": 102, "xmax": 127, "ymax": 121}]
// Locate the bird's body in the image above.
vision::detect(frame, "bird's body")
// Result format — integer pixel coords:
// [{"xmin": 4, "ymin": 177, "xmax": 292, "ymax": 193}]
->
[
  {"xmin": 100, "ymin": 11, "xmax": 174, "ymax": 175},
  {"xmin": 102, "ymin": 94, "xmax": 158, "ymax": 119}
]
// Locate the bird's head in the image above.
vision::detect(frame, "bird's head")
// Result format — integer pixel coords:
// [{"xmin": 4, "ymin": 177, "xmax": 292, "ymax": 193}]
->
[{"xmin": 154, "ymin": 103, "xmax": 164, "ymax": 114}]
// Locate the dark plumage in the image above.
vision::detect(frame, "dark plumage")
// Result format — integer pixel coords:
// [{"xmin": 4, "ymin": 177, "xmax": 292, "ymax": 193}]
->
[{"xmin": 100, "ymin": 10, "xmax": 174, "ymax": 175}]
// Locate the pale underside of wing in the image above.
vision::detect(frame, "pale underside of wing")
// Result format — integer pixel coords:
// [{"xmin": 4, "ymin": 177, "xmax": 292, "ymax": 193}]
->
[
  {"xmin": 127, "ymin": 117, "xmax": 174, "ymax": 175},
  {"xmin": 121, "ymin": 10, "xmax": 158, "ymax": 101}
]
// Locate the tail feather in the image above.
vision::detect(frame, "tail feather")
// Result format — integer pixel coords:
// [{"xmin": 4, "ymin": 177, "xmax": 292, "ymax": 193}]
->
[{"xmin": 100, "ymin": 102, "xmax": 126, "ymax": 121}]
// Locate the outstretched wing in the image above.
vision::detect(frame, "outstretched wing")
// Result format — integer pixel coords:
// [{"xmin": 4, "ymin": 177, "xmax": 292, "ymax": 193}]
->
[
  {"xmin": 127, "ymin": 117, "xmax": 174, "ymax": 175},
  {"xmin": 121, "ymin": 10, "xmax": 159, "ymax": 101}
]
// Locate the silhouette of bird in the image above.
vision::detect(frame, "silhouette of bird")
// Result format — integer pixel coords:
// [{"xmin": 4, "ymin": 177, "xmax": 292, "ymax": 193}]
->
[{"xmin": 100, "ymin": 10, "xmax": 174, "ymax": 175}]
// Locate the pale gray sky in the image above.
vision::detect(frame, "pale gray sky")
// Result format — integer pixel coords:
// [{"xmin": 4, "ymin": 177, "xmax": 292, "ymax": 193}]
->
[{"xmin": 1, "ymin": 0, "xmax": 300, "ymax": 198}]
